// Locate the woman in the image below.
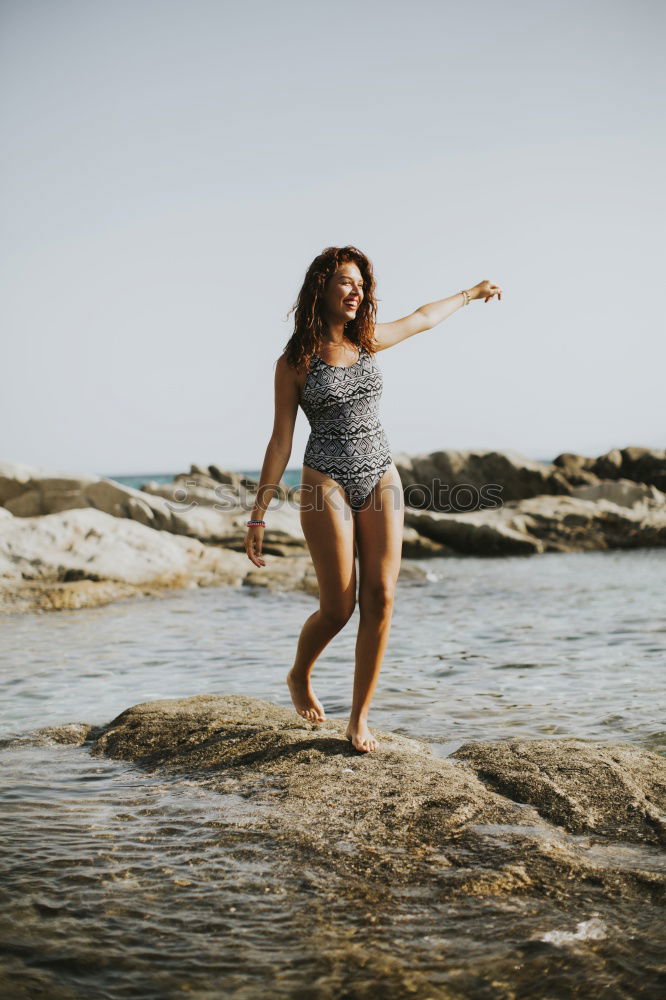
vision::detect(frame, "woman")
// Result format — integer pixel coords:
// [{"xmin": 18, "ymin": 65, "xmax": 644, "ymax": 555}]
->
[{"xmin": 244, "ymin": 246, "xmax": 502, "ymax": 753}]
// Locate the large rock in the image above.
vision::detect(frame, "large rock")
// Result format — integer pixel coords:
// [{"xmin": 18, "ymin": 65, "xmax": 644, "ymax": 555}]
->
[
  {"xmin": 555, "ymin": 447, "xmax": 666, "ymax": 491},
  {"xmin": 25, "ymin": 696, "xmax": 666, "ymax": 995},
  {"xmin": 405, "ymin": 492, "xmax": 666, "ymax": 555},
  {"xmin": 612, "ymin": 446, "xmax": 666, "ymax": 491},
  {"xmin": 394, "ymin": 448, "xmax": 572, "ymax": 509},
  {"xmin": 78, "ymin": 694, "xmax": 666, "ymax": 920},
  {"xmin": 88, "ymin": 695, "xmax": 665, "ymax": 844},
  {"xmin": 0, "ymin": 506, "xmax": 245, "ymax": 587},
  {"xmin": 0, "ymin": 507, "xmax": 312, "ymax": 612},
  {"xmin": 453, "ymin": 739, "xmax": 666, "ymax": 845},
  {"xmin": 569, "ymin": 478, "xmax": 664, "ymax": 508}
]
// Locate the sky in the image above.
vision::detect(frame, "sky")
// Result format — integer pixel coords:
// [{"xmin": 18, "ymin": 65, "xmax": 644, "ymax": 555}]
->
[{"xmin": 2, "ymin": 0, "xmax": 664, "ymax": 477}]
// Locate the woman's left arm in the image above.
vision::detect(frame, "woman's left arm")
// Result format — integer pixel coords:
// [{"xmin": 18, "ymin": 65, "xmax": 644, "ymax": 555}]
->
[{"xmin": 374, "ymin": 280, "xmax": 502, "ymax": 351}]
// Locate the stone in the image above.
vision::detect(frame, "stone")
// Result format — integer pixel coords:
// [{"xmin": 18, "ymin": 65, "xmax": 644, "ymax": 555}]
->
[{"xmin": 393, "ymin": 448, "xmax": 572, "ymax": 508}]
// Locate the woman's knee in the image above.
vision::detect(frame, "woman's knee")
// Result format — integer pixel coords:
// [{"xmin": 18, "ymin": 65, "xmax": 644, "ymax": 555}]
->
[
  {"xmin": 359, "ymin": 580, "xmax": 396, "ymax": 618},
  {"xmin": 319, "ymin": 600, "xmax": 356, "ymax": 632}
]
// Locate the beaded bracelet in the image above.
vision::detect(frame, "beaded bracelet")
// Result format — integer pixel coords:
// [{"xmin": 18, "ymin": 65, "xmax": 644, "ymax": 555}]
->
[{"xmin": 246, "ymin": 520, "xmax": 266, "ymax": 527}]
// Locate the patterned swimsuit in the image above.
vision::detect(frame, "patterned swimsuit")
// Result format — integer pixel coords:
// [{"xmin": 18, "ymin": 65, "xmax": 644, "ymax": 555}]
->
[{"xmin": 300, "ymin": 344, "xmax": 393, "ymax": 511}]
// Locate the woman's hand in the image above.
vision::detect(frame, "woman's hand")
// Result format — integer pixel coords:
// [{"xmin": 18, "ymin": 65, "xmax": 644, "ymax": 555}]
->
[
  {"xmin": 244, "ymin": 525, "xmax": 266, "ymax": 567},
  {"xmin": 469, "ymin": 280, "xmax": 502, "ymax": 303}
]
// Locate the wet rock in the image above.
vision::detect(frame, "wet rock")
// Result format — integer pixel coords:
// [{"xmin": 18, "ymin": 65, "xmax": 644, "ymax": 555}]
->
[
  {"xmin": 452, "ymin": 739, "xmax": 666, "ymax": 846},
  {"xmin": 35, "ymin": 723, "xmax": 98, "ymax": 745},
  {"xmin": 89, "ymin": 695, "xmax": 666, "ymax": 870},
  {"xmin": 89, "ymin": 695, "xmax": 532, "ymax": 851}
]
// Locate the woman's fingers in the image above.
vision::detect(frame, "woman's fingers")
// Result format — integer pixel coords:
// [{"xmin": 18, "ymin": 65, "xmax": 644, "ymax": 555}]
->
[{"xmin": 244, "ymin": 532, "xmax": 265, "ymax": 567}]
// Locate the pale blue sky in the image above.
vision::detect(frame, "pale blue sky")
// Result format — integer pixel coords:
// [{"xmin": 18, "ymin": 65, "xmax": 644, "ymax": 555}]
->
[{"xmin": 2, "ymin": 0, "xmax": 664, "ymax": 476}]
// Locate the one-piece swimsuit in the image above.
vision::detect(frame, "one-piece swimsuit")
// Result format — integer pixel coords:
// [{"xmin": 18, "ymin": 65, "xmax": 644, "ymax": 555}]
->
[{"xmin": 300, "ymin": 344, "xmax": 392, "ymax": 511}]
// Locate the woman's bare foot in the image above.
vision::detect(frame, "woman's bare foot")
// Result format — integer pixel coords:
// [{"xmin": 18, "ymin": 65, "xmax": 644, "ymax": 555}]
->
[
  {"xmin": 345, "ymin": 718, "xmax": 378, "ymax": 753},
  {"xmin": 286, "ymin": 668, "xmax": 326, "ymax": 723}
]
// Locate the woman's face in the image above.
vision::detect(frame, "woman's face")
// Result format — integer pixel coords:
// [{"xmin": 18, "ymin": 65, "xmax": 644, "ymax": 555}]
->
[{"xmin": 322, "ymin": 262, "xmax": 364, "ymax": 327}]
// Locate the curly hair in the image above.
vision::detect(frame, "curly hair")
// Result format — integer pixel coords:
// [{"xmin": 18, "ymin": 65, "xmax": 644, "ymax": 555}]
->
[{"xmin": 282, "ymin": 246, "xmax": 379, "ymax": 374}]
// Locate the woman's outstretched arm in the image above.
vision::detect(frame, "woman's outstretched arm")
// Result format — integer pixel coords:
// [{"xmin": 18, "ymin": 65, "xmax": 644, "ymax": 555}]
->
[{"xmin": 374, "ymin": 279, "xmax": 502, "ymax": 351}]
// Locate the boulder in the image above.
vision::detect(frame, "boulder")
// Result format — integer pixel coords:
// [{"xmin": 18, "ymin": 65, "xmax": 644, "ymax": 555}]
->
[
  {"xmin": 452, "ymin": 739, "xmax": 666, "ymax": 845},
  {"xmin": 86, "ymin": 694, "xmax": 666, "ymax": 886},
  {"xmin": 405, "ymin": 493, "xmax": 666, "ymax": 555},
  {"xmin": 20, "ymin": 695, "xmax": 666, "ymax": 996},
  {"xmin": 0, "ymin": 507, "xmax": 312, "ymax": 614},
  {"xmin": 393, "ymin": 448, "xmax": 572, "ymax": 510},
  {"xmin": 556, "ymin": 447, "xmax": 666, "ymax": 492},
  {"xmin": 615, "ymin": 446, "xmax": 666, "ymax": 491},
  {"xmin": 570, "ymin": 478, "xmax": 665, "ymax": 509},
  {"xmin": 0, "ymin": 506, "xmax": 242, "ymax": 586}
]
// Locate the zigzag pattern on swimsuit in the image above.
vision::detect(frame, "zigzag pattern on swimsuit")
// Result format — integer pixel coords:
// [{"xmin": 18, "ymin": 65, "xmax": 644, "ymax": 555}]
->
[{"xmin": 300, "ymin": 345, "xmax": 393, "ymax": 510}]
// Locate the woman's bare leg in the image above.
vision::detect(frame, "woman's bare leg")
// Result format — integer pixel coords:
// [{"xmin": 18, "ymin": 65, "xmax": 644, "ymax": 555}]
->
[
  {"xmin": 345, "ymin": 463, "xmax": 404, "ymax": 752},
  {"xmin": 287, "ymin": 466, "xmax": 357, "ymax": 723}
]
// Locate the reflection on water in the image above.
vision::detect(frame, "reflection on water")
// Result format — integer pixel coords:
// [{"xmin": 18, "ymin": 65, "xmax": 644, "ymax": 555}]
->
[{"xmin": 1, "ymin": 548, "xmax": 665, "ymax": 996}]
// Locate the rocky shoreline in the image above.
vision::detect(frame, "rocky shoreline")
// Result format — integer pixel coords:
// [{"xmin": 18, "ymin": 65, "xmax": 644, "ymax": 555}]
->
[{"xmin": 1, "ymin": 445, "xmax": 664, "ymax": 614}]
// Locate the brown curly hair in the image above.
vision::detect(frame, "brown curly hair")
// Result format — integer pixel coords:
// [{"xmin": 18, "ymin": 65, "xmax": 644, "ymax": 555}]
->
[{"xmin": 282, "ymin": 246, "xmax": 379, "ymax": 374}]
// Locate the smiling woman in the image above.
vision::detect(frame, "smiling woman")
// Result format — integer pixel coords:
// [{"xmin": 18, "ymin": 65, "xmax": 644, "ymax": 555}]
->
[{"xmin": 243, "ymin": 244, "xmax": 502, "ymax": 754}]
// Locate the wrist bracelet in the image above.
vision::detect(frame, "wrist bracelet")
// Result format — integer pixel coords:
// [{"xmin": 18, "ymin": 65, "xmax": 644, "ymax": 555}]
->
[
  {"xmin": 246, "ymin": 520, "xmax": 265, "ymax": 526},
  {"xmin": 461, "ymin": 289, "xmax": 470, "ymax": 306}
]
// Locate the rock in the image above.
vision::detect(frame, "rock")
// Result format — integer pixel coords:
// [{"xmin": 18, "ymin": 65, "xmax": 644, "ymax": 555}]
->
[
  {"xmin": 400, "ymin": 525, "xmax": 456, "ymax": 558},
  {"xmin": 551, "ymin": 452, "xmax": 600, "ymax": 487},
  {"xmin": 1, "ymin": 462, "xmax": 304, "ymax": 548},
  {"xmin": 393, "ymin": 448, "xmax": 572, "ymax": 509},
  {"xmin": 570, "ymin": 478, "xmax": 664, "ymax": 509},
  {"xmin": 590, "ymin": 448, "xmax": 624, "ymax": 479},
  {"xmin": 407, "ymin": 507, "xmax": 543, "ymax": 555},
  {"xmin": 142, "ymin": 480, "xmax": 236, "ymax": 508},
  {"xmin": 405, "ymin": 493, "xmax": 666, "ymax": 555},
  {"xmin": 0, "ymin": 460, "xmax": 46, "ymax": 504},
  {"xmin": 0, "ymin": 508, "xmax": 314, "ymax": 614},
  {"xmin": 556, "ymin": 447, "xmax": 666, "ymax": 492},
  {"xmin": 86, "ymin": 695, "xmax": 666, "ymax": 904},
  {"xmin": 616, "ymin": 446, "xmax": 666, "ymax": 492},
  {"xmin": 452, "ymin": 739, "xmax": 666, "ymax": 846},
  {"xmin": 0, "ymin": 506, "xmax": 243, "ymax": 587},
  {"xmin": 88, "ymin": 695, "xmax": 535, "ymax": 847},
  {"xmin": 35, "ymin": 722, "xmax": 97, "ymax": 745},
  {"xmin": 4, "ymin": 488, "xmax": 43, "ymax": 517},
  {"xmin": 85, "ymin": 479, "xmax": 173, "ymax": 529},
  {"xmin": 208, "ymin": 464, "xmax": 260, "ymax": 490}
]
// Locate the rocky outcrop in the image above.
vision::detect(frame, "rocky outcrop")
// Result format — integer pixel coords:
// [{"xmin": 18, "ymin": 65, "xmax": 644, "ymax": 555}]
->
[
  {"xmin": 2, "ymin": 450, "xmax": 665, "ymax": 614},
  {"xmin": 21, "ymin": 698, "xmax": 666, "ymax": 996},
  {"xmin": 0, "ymin": 506, "xmax": 436, "ymax": 613},
  {"xmin": 0, "ymin": 507, "xmax": 315, "ymax": 613},
  {"xmin": 66, "ymin": 694, "xmax": 666, "ymax": 914},
  {"xmin": 393, "ymin": 448, "xmax": 572, "ymax": 508},
  {"xmin": 452, "ymin": 740, "xmax": 666, "ymax": 845},
  {"xmin": 555, "ymin": 447, "xmax": 666, "ymax": 492},
  {"xmin": 0, "ymin": 460, "xmax": 302, "ymax": 546},
  {"xmin": 394, "ymin": 446, "xmax": 666, "ymax": 508},
  {"xmin": 405, "ymin": 492, "xmax": 666, "ymax": 555}
]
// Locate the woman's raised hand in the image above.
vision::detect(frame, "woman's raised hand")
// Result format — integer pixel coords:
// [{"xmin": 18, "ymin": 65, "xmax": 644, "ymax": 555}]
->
[
  {"xmin": 244, "ymin": 525, "xmax": 266, "ymax": 567},
  {"xmin": 470, "ymin": 280, "xmax": 502, "ymax": 303}
]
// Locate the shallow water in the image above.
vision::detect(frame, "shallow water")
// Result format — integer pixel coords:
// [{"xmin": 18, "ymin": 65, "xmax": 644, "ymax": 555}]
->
[{"xmin": 1, "ymin": 548, "xmax": 665, "ymax": 997}]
